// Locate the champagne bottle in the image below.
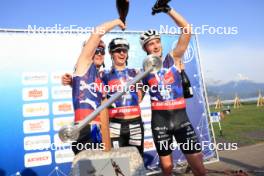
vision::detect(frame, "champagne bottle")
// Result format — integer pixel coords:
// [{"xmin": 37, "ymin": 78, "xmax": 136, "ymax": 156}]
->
[
  {"xmin": 116, "ymin": 0, "xmax": 129, "ymax": 24},
  {"xmin": 181, "ymin": 70, "xmax": 193, "ymax": 98}
]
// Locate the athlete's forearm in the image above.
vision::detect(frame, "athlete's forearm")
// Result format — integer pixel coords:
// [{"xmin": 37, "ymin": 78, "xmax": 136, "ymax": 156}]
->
[
  {"xmin": 75, "ymin": 19, "xmax": 124, "ymax": 75},
  {"xmin": 82, "ymin": 19, "xmax": 125, "ymax": 58},
  {"xmin": 168, "ymin": 9, "xmax": 192, "ymax": 65},
  {"xmin": 84, "ymin": 19, "xmax": 124, "ymax": 52},
  {"xmin": 168, "ymin": 9, "xmax": 191, "ymax": 30},
  {"xmin": 94, "ymin": 19, "xmax": 125, "ymax": 37}
]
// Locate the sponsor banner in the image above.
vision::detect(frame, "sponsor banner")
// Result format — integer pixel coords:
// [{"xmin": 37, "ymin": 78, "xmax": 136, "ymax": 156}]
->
[
  {"xmin": 22, "ymin": 87, "xmax": 49, "ymax": 101},
  {"xmin": 23, "ymin": 102, "xmax": 49, "ymax": 117},
  {"xmin": 54, "ymin": 149, "xmax": 74, "ymax": 164},
  {"xmin": 53, "ymin": 116, "xmax": 74, "ymax": 131},
  {"xmin": 22, "ymin": 72, "xmax": 48, "ymax": 85},
  {"xmin": 24, "ymin": 135, "xmax": 51, "ymax": 151},
  {"xmin": 0, "ymin": 31, "xmax": 215, "ymax": 175},
  {"xmin": 52, "ymin": 101, "xmax": 74, "ymax": 115},
  {"xmin": 144, "ymin": 138, "xmax": 156, "ymax": 152},
  {"xmin": 51, "ymin": 86, "xmax": 72, "ymax": 100},
  {"xmin": 24, "ymin": 151, "xmax": 52, "ymax": 168},
  {"xmin": 23, "ymin": 119, "xmax": 50, "ymax": 134}
]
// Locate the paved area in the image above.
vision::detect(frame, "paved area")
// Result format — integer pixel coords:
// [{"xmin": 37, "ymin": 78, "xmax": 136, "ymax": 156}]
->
[
  {"xmin": 148, "ymin": 143, "xmax": 264, "ymax": 175},
  {"xmin": 204, "ymin": 143, "xmax": 264, "ymax": 175}
]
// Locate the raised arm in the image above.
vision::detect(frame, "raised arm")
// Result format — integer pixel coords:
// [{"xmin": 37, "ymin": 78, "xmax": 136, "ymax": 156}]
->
[
  {"xmin": 74, "ymin": 19, "xmax": 126, "ymax": 75},
  {"xmin": 168, "ymin": 9, "xmax": 192, "ymax": 67}
]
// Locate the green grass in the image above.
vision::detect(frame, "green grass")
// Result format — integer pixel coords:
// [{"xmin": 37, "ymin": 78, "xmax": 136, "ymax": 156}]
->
[{"xmin": 210, "ymin": 103, "xmax": 264, "ymax": 146}]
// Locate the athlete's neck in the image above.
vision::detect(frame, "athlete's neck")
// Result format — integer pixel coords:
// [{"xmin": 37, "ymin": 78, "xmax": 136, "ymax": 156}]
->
[{"xmin": 114, "ymin": 65, "xmax": 126, "ymax": 71}]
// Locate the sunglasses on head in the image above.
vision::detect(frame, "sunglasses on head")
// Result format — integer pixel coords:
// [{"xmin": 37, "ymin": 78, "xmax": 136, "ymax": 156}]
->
[
  {"xmin": 95, "ymin": 47, "xmax": 105, "ymax": 55},
  {"xmin": 113, "ymin": 48, "xmax": 128, "ymax": 54}
]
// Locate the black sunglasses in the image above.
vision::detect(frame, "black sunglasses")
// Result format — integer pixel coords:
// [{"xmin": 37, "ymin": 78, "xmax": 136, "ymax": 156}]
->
[
  {"xmin": 95, "ymin": 47, "xmax": 105, "ymax": 55},
  {"xmin": 113, "ymin": 48, "xmax": 128, "ymax": 54}
]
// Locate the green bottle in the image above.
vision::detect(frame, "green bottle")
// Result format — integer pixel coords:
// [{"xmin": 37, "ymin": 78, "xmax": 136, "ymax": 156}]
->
[{"xmin": 181, "ymin": 70, "xmax": 193, "ymax": 98}]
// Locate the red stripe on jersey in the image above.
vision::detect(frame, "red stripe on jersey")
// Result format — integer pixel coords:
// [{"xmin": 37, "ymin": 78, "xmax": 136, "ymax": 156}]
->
[
  {"xmin": 151, "ymin": 98, "xmax": 186, "ymax": 110},
  {"xmin": 109, "ymin": 106, "xmax": 141, "ymax": 118}
]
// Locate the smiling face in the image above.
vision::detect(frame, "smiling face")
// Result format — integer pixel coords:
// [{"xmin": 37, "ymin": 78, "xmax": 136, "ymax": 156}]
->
[
  {"xmin": 111, "ymin": 48, "xmax": 128, "ymax": 67},
  {"xmin": 144, "ymin": 38, "xmax": 163, "ymax": 58},
  {"xmin": 108, "ymin": 38, "xmax": 129, "ymax": 68}
]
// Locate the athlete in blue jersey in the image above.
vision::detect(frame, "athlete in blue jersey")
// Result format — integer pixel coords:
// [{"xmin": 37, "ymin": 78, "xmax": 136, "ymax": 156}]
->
[
  {"xmin": 139, "ymin": 3, "xmax": 206, "ymax": 176},
  {"xmin": 62, "ymin": 19, "xmax": 126, "ymax": 155},
  {"xmin": 102, "ymin": 38, "xmax": 144, "ymax": 155}
]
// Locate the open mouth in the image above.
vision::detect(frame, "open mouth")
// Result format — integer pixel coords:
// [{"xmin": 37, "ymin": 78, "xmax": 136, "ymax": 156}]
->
[{"xmin": 118, "ymin": 56, "xmax": 126, "ymax": 61}]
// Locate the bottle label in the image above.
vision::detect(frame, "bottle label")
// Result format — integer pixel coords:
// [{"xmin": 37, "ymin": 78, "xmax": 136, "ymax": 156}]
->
[{"xmin": 189, "ymin": 87, "xmax": 193, "ymax": 95}]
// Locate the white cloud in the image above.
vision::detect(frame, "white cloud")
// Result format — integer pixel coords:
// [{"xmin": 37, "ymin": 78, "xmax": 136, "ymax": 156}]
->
[{"xmin": 236, "ymin": 73, "xmax": 249, "ymax": 81}]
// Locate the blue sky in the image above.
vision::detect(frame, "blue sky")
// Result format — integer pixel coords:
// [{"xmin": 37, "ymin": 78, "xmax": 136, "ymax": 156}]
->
[{"xmin": 1, "ymin": 0, "xmax": 264, "ymax": 83}]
